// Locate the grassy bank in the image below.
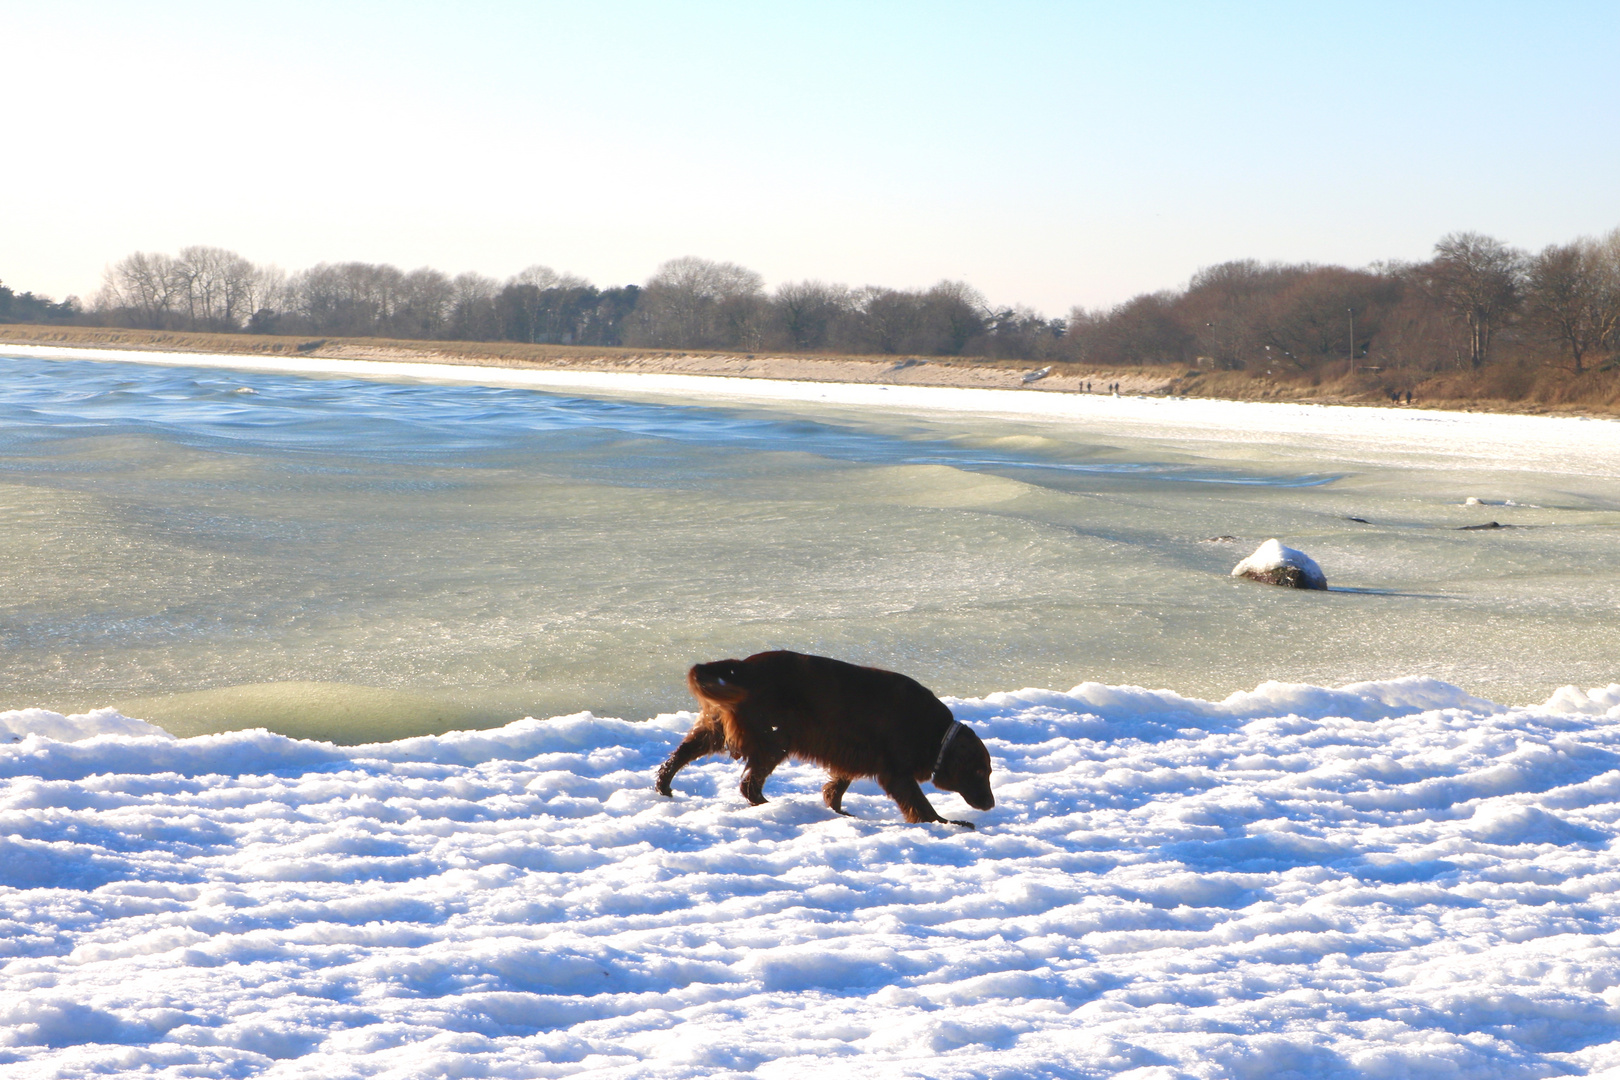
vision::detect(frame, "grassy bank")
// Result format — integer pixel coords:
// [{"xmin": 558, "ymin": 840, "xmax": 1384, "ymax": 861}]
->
[
  {"xmin": 0, "ymin": 323, "xmax": 647, "ymax": 365},
  {"xmin": 4, "ymin": 323, "xmax": 1618, "ymax": 416},
  {"xmin": 1161, "ymin": 359, "xmax": 1620, "ymax": 416}
]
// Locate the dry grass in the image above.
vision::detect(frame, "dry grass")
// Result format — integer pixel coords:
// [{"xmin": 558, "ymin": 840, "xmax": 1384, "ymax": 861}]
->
[
  {"xmin": 0, "ymin": 324, "xmax": 644, "ymax": 363},
  {"xmin": 4, "ymin": 324, "xmax": 1617, "ymax": 416},
  {"xmin": 1165, "ymin": 361, "xmax": 1620, "ymax": 416}
]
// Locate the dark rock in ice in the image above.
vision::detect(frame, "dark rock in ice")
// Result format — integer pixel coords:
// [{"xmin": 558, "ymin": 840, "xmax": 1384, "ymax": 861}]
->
[
  {"xmin": 1239, "ymin": 565, "xmax": 1319, "ymax": 588},
  {"xmin": 1232, "ymin": 539, "xmax": 1327, "ymax": 590}
]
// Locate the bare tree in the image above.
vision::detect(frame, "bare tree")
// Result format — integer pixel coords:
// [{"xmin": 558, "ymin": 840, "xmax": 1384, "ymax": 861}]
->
[
  {"xmin": 450, "ymin": 272, "xmax": 500, "ymax": 340},
  {"xmin": 1597, "ymin": 228, "xmax": 1620, "ymax": 359},
  {"xmin": 1259, "ymin": 267, "xmax": 1395, "ymax": 369},
  {"xmin": 501, "ymin": 265, "xmax": 592, "ymax": 342},
  {"xmin": 1066, "ymin": 292, "xmax": 1192, "ymax": 366},
  {"xmin": 397, "ymin": 267, "xmax": 455, "ymax": 338},
  {"xmin": 170, "ymin": 246, "xmax": 261, "ymax": 329},
  {"xmin": 244, "ymin": 264, "xmax": 289, "ymax": 332},
  {"xmin": 854, "ymin": 287, "xmax": 922, "ymax": 354},
  {"xmin": 290, "ymin": 261, "xmax": 418, "ymax": 335},
  {"xmin": 1364, "ymin": 282, "xmax": 1455, "ymax": 373},
  {"xmin": 921, "ymin": 280, "xmax": 987, "ymax": 355},
  {"xmin": 1419, "ymin": 232, "xmax": 1523, "ymax": 368},
  {"xmin": 1063, "ymin": 306, "xmax": 1108, "ymax": 364},
  {"xmin": 1182, "ymin": 260, "xmax": 1306, "ymax": 369},
  {"xmin": 1525, "ymin": 242, "xmax": 1599, "ymax": 372},
  {"xmin": 630, "ymin": 257, "xmax": 764, "ymax": 348},
  {"xmin": 772, "ymin": 280, "xmax": 850, "ymax": 350},
  {"xmin": 99, "ymin": 252, "xmax": 183, "ymax": 328},
  {"xmin": 1523, "ymin": 232, "xmax": 1620, "ymax": 372},
  {"xmin": 511, "ymin": 264, "xmax": 589, "ymax": 292}
]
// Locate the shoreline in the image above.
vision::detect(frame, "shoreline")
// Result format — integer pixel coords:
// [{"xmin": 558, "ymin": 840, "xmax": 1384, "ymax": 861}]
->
[
  {"xmin": 7, "ymin": 340, "xmax": 1620, "ymax": 478},
  {"xmin": 5, "ymin": 322, "xmax": 1617, "ymax": 418},
  {"xmin": 0, "ymin": 324, "xmax": 1176, "ymax": 396}
]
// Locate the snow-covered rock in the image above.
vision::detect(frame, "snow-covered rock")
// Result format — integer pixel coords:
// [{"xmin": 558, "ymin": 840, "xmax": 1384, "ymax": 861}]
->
[{"xmin": 1231, "ymin": 537, "xmax": 1327, "ymax": 589}]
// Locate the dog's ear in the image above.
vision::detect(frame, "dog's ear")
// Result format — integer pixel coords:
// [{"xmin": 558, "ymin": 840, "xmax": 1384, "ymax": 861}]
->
[{"xmin": 936, "ymin": 726, "xmax": 994, "ymax": 811}]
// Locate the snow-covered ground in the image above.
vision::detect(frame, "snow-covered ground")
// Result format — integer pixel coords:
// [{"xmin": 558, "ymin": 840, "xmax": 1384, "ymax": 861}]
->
[{"xmin": 9, "ymin": 680, "xmax": 1620, "ymax": 1078}]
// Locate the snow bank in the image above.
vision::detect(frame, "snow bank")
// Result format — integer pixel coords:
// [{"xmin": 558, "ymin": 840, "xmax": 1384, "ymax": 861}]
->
[
  {"xmin": 5, "ymin": 680, "xmax": 1620, "ymax": 1077},
  {"xmin": 0, "ymin": 707, "xmax": 169, "ymax": 745}
]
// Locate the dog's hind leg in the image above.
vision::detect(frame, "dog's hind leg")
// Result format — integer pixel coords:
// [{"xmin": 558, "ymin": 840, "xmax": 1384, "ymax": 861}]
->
[
  {"xmin": 655, "ymin": 717, "xmax": 726, "ymax": 797},
  {"xmin": 822, "ymin": 774, "xmax": 854, "ymax": 816},
  {"xmin": 738, "ymin": 747, "xmax": 788, "ymax": 807},
  {"xmin": 877, "ymin": 771, "xmax": 974, "ymax": 829}
]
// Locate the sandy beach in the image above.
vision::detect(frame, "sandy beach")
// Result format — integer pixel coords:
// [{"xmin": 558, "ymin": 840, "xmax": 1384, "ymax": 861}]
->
[
  {"xmin": 319, "ymin": 342, "xmax": 1180, "ymax": 395},
  {"xmin": 0, "ymin": 325, "xmax": 1175, "ymax": 394}
]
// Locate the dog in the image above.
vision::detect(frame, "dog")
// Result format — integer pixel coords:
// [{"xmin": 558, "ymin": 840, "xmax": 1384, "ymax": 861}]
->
[{"xmin": 655, "ymin": 650, "xmax": 993, "ymax": 828}]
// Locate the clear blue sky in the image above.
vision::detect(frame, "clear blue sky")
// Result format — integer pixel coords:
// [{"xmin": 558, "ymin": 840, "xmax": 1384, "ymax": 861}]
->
[{"xmin": 5, "ymin": 1, "xmax": 1618, "ymax": 314}]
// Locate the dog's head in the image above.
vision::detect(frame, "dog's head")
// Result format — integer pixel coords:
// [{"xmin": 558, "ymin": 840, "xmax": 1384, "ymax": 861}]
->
[
  {"xmin": 688, "ymin": 659, "xmax": 751, "ymax": 704},
  {"xmin": 931, "ymin": 724, "xmax": 994, "ymax": 811}
]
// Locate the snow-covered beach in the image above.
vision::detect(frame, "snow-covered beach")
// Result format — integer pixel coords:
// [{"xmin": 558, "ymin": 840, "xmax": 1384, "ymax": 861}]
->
[
  {"xmin": 8, "ymin": 680, "xmax": 1620, "ymax": 1078},
  {"xmin": 3, "ymin": 345, "xmax": 1620, "ymax": 1076}
]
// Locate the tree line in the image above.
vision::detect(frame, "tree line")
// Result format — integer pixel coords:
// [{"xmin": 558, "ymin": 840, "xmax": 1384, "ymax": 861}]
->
[
  {"xmin": 6, "ymin": 228, "xmax": 1618, "ymax": 376},
  {"xmin": 0, "ymin": 280, "xmax": 81, "ymax": 325},
  {"xmin": 84, "ymin": 249, "xmax": 1058, "ymax": 358},
  {"xmin": 1068, "ymin": 230, "xmax": 1620, "ymax": 377}
]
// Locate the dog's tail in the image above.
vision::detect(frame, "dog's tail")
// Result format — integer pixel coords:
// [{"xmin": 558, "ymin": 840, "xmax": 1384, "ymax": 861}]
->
[{"xmin": 688, "ymin": 660, "xmax": 750, "ymax": 704}]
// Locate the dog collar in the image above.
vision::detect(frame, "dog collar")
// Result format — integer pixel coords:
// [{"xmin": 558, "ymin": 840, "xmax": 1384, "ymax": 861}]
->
[{"xmin": 931, "ymin": 721, "xmax": 962, "ymax": 783}]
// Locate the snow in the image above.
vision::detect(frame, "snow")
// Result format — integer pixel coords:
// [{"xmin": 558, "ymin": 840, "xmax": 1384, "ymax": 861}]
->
[
  {"xmin": 1232, "ymin": 539, "xmax": 1329, "ymax": 590},
  {"xmin": 9, "ymin": 680, "xmax": 1620, "ymax": 1077}
]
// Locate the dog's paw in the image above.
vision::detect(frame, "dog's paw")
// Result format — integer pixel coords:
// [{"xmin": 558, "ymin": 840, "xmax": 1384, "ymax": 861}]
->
[{"xmin": 947, "ymin": 819, "xmax": 976, "ymax": 830}]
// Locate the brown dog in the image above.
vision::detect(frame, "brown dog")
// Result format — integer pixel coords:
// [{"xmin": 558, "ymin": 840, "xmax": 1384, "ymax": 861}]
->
[{"xmin": 655, "ymin": 650, "xmax": 993, "ymax": 828}]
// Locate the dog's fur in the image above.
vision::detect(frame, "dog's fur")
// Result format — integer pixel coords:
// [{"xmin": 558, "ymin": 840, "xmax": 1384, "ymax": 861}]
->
[{"xmin": 655, "ymin": 650, "xmax": 993, "ymax": 828}]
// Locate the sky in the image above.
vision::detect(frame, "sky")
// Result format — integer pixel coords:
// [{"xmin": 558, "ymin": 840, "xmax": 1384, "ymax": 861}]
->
[{"xmin": 4, "ymin": 1, "xmax": 1618, "ymax": 315}]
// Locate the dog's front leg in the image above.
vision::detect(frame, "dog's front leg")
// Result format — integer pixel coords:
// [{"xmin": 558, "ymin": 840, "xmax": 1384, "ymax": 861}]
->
[
  {"xmin": 877, "ymin": 772, "xmax": 974, "ymax": 829},
  {"xmin": 655, "ymin": 717, "xmax": 726, "ymax": 797}
]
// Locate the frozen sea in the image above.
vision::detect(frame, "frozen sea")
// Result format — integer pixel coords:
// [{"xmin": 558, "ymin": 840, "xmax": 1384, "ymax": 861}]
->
[
  {"xmin": 3, "ymin": 346, "xmax": 1620, "ymax": 1077},
  {"xmin": 4, "ymin": 346, "xmax": 1618, "ymax": 734}
]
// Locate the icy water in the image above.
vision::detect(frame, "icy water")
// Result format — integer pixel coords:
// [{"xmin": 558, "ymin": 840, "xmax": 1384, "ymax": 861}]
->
[{"xmin": 2, "ymin": 349, "xmax": 1617, "ymax": 741}]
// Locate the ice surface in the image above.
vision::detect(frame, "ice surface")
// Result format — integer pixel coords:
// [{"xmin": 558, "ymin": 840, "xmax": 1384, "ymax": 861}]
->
[
  {"xmin": 4, "ymin": 349, "xmax": 1619, "ymax": 732},
  {"xmin": 8, "ymin": 681, "xmax": 1620, "ymax": 1077}
]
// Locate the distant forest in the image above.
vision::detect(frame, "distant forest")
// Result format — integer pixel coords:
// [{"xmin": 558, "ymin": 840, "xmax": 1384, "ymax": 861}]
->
[{"xmin": 6, "ymin": 228, "xmax": 1619, "ymax": 378}]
